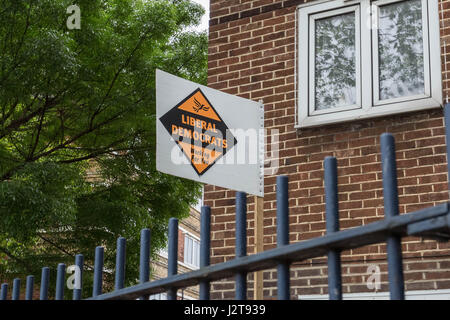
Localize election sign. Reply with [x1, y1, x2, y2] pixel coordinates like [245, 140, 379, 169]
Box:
[159, 88, 237, 176]
[156, 69, 264, 196]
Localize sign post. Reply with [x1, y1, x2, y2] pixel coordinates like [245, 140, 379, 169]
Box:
[254, 195, 264, 300]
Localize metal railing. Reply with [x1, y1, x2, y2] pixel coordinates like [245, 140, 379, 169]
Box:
[2, 107, 450, 300]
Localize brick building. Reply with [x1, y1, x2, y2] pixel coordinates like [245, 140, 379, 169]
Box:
[205, 0, 450, 299]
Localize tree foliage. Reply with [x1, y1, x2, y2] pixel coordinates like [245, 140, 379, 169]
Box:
[0, 0, 206, 297]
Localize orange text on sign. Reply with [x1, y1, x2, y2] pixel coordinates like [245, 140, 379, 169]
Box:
[181, 114, 217, 132]
[171, 125, 228, 149]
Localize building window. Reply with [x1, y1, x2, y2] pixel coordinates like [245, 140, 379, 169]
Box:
[158, 245, 168, 258]
[184, 234, 200, 268]
[297, 0, 442, 128]
[149, 292, 168, 300]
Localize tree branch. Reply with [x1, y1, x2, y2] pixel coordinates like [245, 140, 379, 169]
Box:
[0, 2, 32, 86]
[27, 98, 47, 160]
[57, 133, 149, 164]
[37, 234, 94, 270]
[0, 97, 54, 140]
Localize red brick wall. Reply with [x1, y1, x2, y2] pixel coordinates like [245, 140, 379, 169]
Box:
[178, 229, 185, 263]
[206, 0, 450, 299]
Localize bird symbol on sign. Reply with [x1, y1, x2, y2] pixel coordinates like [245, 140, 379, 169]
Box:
[193, 97, 209, 112]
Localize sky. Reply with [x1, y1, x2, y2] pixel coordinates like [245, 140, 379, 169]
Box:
[191, 0, 210, 32]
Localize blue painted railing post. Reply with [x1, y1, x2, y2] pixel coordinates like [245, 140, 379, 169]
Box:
[276, 176, 290, 300]
[115, 237, 126, 291]
[443, 103, 450, 190]
[40, 267, 50, 300]
[139, 228, 151, 300]
[235, 191, 247, 300]
[324, 156, 343, 300]
[93, 246, 104, 297]
[167, 218, 178, 300]
[200, 206, 211, 300]
[381, 133, 405, 300]
[12, 278, 20, 300]
[56, 263, 66, 300]
[25, 275, 34, 300]
[0, 283, 7, 300]
[73, 254, 84, 300]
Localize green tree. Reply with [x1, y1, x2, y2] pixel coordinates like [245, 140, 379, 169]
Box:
[0, 0, 206, 298]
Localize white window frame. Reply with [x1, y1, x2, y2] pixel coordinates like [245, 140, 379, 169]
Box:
[371, 0, 431, 107]
[149, 292, 168, 300]
[158, 246, 168, 258]
[297, 0, 442, 128]
[183, 232, 200, 269]
[309, 4, 362, 116]
[193, 185, 204, 212]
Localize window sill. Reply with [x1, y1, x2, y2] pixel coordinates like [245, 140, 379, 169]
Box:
[295, 98, 442, 129]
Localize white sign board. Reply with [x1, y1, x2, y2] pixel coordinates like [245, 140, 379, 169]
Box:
[156, 69, 264, 196]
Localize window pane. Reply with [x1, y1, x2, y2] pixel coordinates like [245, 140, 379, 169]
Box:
[193, 240, 199, 267]
[314, 12, 357, 110]
[188, 238, 193, 264]
[378, 0, 424, 100]
[183, 236, 188, 263]
[184, 236, 192, 265]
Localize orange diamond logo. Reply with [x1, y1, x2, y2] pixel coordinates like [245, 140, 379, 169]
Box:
[159, 88, 237, 175]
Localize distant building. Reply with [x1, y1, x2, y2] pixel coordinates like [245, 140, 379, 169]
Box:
[150, 206, 201, 300]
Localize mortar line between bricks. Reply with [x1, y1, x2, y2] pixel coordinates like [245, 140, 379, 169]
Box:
[287, 253, 450, 267]
[211, 253, 450, 267]
[210, 0, 303, 27]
